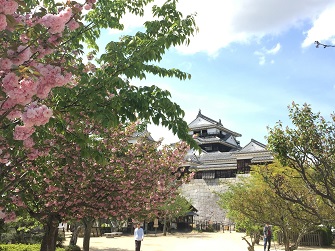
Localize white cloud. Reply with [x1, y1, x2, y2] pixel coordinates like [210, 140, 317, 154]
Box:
[109, 0, 335, 55]
[302, 5, 335, 47]
[266, 43, 281, 55]
[254, 51, 265, 65]
[254, 43, 281, 65]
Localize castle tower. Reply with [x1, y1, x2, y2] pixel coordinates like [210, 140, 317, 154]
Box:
[181, 110, 273, 223]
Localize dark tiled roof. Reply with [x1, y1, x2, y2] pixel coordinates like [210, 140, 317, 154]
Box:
[251, 138, 266, 148]
[195, 137, 241, 150]
[199, 151, 235, 162]
[131, 130, 154, 141]
[194, 163, 237, 170]
[251, 155, 274, 163]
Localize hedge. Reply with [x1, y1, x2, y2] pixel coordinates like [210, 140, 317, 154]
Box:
[0, 244, 66, 251]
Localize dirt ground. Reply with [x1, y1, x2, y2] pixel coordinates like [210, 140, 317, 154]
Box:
[68, 231, 335, 251]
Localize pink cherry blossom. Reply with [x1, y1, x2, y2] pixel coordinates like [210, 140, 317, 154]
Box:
[1, 98, 16, 109]
[13, 125, 35, 140]
[22, 103, 53, 126]
[23, 137, 35, 149]
[0, 58, 13, 70]
[67, 19, 80, 31]
[3, 211, 16, 223]
[39, 7, 73, 34]
[16, 45, 32, 64]
[0, 14, 7, 30]
[0, 0, 18, 15]
[2, 72, 19, 92]
[19, 33, 29, 43]
[7, 110, 21, 120]
[84, 3, 92, 10]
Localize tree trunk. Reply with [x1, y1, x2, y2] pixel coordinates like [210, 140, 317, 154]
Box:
[253, 232, 260, 244]
[283, 230, 290, 251]
[40, 214, 60, 251]
[242, 236, 255, 251]
[168, 217, 172, 233]
[290, 232, 304, 251]
[82, 217, 95, 251]
[69, 222, 81, 246]
[163, 216, 167, 236]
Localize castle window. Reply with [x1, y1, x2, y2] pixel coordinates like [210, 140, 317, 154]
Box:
[202, 171, 215, 179]
[194, 171, 202, 179]
[204, 146, 212, 151]
[237, 159, 251, 173]
[215, 170, 237, 178]
[215, 170, 226, 178]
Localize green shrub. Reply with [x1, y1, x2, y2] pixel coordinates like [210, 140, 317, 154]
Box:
[318, 227, 333, 246]
[0, 244, 65, 251]
[65, 245, 81, 251]
[203, 225, 214, 232]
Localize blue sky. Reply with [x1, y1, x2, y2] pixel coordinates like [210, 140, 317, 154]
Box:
[100, 0, 335, 147]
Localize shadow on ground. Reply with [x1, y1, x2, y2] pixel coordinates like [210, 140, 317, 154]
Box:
[85, 248, 131, 251]
[170, 232, 217, 239]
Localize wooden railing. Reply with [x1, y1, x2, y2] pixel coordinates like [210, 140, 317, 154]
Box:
[277, 231, 322, 246]
[299, 232, 322, 246]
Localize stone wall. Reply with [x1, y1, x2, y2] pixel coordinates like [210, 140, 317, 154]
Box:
[181, 175, 248, 222]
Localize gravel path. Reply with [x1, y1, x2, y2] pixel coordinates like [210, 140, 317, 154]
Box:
[70, 231, 334, 251]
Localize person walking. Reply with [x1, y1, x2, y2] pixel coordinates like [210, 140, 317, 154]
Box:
[263, 223, 272, 251]
[134, 223, 144, 251]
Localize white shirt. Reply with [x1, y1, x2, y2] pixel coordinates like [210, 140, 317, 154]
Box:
[134, 227, 144, 241]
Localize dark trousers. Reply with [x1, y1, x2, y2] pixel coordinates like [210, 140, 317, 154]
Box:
[264, 237, 271, 251]
[135, 240, 142, 251]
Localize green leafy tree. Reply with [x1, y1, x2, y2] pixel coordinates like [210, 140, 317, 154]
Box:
[267, 103, 335, 222]
[159, 194, 192, 235]
[218, 166, 321, 251]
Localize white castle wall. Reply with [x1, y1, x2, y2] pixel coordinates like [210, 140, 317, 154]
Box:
[181, 174, 249, 222]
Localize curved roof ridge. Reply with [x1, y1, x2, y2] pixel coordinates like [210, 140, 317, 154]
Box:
[192, 110, 241, 137]
[197, 109, 221, 125]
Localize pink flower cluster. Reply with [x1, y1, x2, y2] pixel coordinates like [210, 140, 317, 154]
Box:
[0, 0, 18, 31]
[11, 102, 53, 141]
[0, 45, 32, 72]
[22, 102, 53, 127]
[83, 0, 96, 10]
[34, 63, 73, 99]
[0, 0, 18, 15]
[0, 210, 16, 223]
[2, 73, 37, 106]
[13, 125, 35, 141]
[39, 7, 73, 34]
[0, 2, 92, 143]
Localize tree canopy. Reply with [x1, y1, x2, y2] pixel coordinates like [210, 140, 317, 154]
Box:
[218, 164, 322, 251]
[267, 103, 335, 223]
[0, 1, 198, 250]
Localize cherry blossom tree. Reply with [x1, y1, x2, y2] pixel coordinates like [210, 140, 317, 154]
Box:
[0, 0, 197, 191]
[1, 0, 198, 250]
[3, 120, 191, 251]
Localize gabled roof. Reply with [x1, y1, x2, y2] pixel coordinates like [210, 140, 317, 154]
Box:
[238, 139, 267, 153]
[188, 110, 241, 137]
[130, 130, 155, 142]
